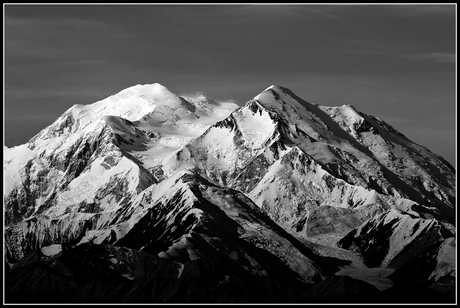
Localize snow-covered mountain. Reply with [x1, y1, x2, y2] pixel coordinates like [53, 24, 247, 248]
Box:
[4, 83, 456, 303]
[165, 85, 455, 232]
[4, 83, 237, 224]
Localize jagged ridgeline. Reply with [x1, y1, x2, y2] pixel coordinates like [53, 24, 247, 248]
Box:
[4, 83, 455, 303]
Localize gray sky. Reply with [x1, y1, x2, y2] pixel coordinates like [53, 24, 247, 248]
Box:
[4, 4, 456, 166]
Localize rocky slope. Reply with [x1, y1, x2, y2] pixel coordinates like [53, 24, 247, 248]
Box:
[5, 171, 352, 302]
[337, 209, 454, 268]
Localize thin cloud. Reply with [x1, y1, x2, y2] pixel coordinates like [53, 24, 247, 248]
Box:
[159, 4, 343, 27]
[179, 91, 238, 105]
[394, 4, 455, 16]
[5, 16, 119, 31]
[5, 15, 125, 64]
[179, 91, 208, 99]
[412, 52, 455, 64]
[347, 49, 455, 65]
[5, 87, 106, 101]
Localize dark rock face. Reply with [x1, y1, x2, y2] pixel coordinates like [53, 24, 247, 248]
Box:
[5, 213, 102, 263]
[305, 206, 364, 236]
[378, 282, 454, 303]
[8, 243, 453, 304]
[307, 275, 381, 303]
[388, 237, 456, 301]
[6, 244, 191, 303]
[337, 210, 454, 269]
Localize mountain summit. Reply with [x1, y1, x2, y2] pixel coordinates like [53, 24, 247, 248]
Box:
[4, 83, 455, 303]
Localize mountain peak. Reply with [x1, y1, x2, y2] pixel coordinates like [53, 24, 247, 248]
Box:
[263, 84, 286, 92]
[110, 82, 189, 108]
[125, 82, 175, 98]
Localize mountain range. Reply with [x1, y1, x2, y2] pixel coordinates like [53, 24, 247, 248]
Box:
[4, 83, 456, 303]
